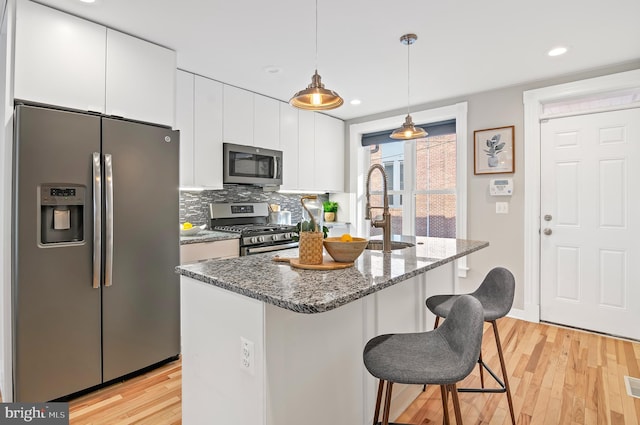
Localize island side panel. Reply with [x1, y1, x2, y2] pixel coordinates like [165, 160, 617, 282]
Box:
[181, 276, 266, 425]
[264, 299, 366, 425]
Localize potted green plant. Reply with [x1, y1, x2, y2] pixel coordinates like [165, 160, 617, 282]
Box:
[323, 201, 338, 222]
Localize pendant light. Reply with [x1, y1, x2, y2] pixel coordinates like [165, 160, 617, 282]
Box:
[289, 0, 343, 110]
[390, 34, 427, 140]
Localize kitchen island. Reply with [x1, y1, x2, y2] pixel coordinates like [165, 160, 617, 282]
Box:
[176, 236, 488, 425]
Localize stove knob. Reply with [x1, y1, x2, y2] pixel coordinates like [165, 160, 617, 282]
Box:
[250, 237, 258, 244]
[258, 236, 265, 243]
[285, 233, 291, 239]
[272, 234, 280, 241]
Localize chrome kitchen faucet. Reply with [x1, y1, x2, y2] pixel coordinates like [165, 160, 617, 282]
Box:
[365, 164, 392, 253]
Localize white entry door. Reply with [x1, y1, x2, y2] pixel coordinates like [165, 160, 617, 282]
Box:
[540, 107, 640, 340]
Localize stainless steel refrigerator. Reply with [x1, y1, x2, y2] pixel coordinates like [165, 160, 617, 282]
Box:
[12, 104, 180, 402]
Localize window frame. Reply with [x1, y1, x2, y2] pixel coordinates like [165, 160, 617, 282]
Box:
[348, 102, 468, 278]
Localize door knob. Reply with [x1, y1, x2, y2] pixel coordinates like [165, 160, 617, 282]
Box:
[543, 228, 552, 235]
[544, 214, 552, 221]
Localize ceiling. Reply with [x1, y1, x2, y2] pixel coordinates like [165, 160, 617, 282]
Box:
[33, 0, 640, 120]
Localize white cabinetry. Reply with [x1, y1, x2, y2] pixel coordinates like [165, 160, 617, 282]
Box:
[14, 0, 106, 113]
[297, 110, 316, 190]
[223, 85, 254, 146]
[254, 95, 280, 150]
[176, 72, 223, 189]
[14, 0, 176, 127]
[105, 29, 176, 126]
[296, 112, 345, 192]
[180, 239, 239, 264]
[194, 76, 224, 189]
[279, 104, 299, 191]
[176, 71, 195, 187]
[315, 114, 345, 192]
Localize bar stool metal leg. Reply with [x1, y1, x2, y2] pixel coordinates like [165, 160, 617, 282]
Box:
[373, 379, 385, 425]
[492, 321, 516, 425]
[382, 381, 393, 425]
[440, 385, 450, 425]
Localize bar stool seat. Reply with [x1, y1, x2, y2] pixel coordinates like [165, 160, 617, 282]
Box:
[364, 295, 484, 425]
[425, 267, 516, 425]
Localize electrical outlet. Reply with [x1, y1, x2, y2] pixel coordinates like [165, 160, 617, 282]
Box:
[240, 337, 254, 374]
[496, 202, 509, 214]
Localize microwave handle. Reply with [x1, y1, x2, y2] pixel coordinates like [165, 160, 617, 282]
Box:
[273, 156, 278, 179]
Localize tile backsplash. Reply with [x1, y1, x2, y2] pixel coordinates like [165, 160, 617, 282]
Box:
[179, 185, 328, 227]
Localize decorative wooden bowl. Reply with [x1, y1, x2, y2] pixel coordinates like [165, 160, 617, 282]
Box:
[323, 237, 368, 263]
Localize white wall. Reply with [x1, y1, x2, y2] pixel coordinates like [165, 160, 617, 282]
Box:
[0, 0, 13, 401]
[346, 60, 640, 311]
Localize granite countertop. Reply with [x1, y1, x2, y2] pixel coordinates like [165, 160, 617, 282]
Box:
[176, 236, 488, 314]
[180, 230, 240, 245]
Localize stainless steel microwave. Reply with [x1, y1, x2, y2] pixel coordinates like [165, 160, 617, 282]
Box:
[223, 143, 283, 186]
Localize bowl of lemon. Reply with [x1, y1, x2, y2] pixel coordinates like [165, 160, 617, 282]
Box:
[180, 222, 204, 236]
[323, 234, 368, 263]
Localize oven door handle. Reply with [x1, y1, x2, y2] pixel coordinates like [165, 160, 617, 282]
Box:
[244, 242, 299, 255]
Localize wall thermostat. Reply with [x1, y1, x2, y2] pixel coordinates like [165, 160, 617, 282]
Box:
[489, 178, 513, 196]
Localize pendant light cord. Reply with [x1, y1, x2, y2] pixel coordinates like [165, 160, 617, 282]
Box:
[315, 0, 318, 71]
[406, 38, 411, 116]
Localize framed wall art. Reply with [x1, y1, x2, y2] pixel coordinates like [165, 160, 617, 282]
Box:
[473, 125, 515, 174]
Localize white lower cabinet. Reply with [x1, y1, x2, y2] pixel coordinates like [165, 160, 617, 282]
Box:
[180, 239, 239, 264]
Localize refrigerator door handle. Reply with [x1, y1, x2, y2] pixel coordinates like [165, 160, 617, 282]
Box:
[104, 154, 114, 287]
[92, 152, 101, 289]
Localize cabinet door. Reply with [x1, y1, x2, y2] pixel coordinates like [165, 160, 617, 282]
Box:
[223, 85, 254, 146]
[315, 114, 345, 192]
[297, 110, 316, 190]
[254, 95, 279, 150]
[279, 104, 299, 191]
[177, 71, 195, 187]
[106, 29, 176, 126]
[194, 76, 224, 189]
[14, 0, 106, 112]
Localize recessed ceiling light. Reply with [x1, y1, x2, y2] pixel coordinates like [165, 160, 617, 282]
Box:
[350, 99, 361, 105]
[548, 46, 568, 57]
[80, 0, 96, 3]
[263, 66, 282, 75]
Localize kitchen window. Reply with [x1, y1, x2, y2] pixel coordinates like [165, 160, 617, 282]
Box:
[365, 122, 457, 238]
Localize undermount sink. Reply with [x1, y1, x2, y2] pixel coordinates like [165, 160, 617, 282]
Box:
[366, 241, 415, 251]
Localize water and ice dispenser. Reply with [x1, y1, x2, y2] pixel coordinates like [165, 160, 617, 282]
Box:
[39, 184, 86, 245]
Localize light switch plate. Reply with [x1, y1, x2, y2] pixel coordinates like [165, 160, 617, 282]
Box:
[496, 202, 509, 214]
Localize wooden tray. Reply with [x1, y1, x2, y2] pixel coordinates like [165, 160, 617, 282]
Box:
[273, 256, 354, 270]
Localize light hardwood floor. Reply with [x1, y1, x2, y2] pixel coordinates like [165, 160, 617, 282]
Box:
[2, 317, 639, 424]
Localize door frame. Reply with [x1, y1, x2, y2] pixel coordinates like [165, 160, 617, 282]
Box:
[521, 69, 640, 322]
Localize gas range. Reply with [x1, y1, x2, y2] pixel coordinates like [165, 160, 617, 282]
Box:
[210, 203, 298, 256]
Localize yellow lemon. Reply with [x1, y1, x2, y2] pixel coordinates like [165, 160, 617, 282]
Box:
[182, 222, 193, 230]
[340, 233, 353, 242]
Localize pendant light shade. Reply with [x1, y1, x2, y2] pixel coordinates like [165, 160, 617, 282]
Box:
[390, 114, 428, 139]
[290, 0, 343, 111]
[290, 70, 344, 110]
[392, 33, 427, 140]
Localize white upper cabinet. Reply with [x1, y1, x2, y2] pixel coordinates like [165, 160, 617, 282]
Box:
[315, 114, 345, 192]
[176, 70, 195, 187]
[106, 29, 176, 126]
[223, 85, 254, 146]
[254, 95, 280, 150]
[13, 0, 176, 126]
[194, 76, 224, 189]
[297, 110, 316, 190]
[295, 112, 345, 192]
[14, 0, 106, 113]
[279, 104, 298, 191]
